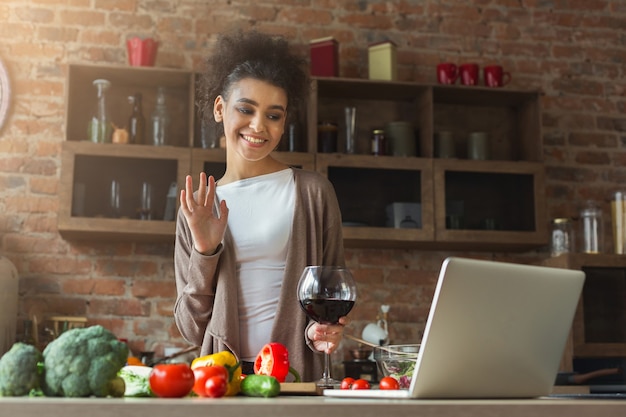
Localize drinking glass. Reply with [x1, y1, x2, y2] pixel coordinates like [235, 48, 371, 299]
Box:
[139, 181, 152, 220]
[109, 179, 121, 218]
[297, 265, 357, 388]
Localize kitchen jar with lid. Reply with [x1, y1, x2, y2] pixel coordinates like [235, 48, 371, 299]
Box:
[580, 201, 604, 254]
[550, 218, 573, 257]
[371, 129, 386, 155]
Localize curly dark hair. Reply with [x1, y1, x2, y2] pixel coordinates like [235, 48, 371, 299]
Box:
[196, 30, 310, 136]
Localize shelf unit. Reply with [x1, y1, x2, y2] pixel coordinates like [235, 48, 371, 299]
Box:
[543, 254, 626, 361]
[59, 64, 547, 250]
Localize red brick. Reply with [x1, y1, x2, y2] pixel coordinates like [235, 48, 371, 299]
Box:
[132, 279, 176, 298]
[63, 278, 126, 296]
[88, 298, 150, 316]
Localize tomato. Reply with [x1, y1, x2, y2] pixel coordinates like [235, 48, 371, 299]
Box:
[192, 365, 229, 397]
[205, 375, 228, 398]
[379, 376, 400, 390]
[350, 379, 371, 390]
[340, 377, 355, 390]
[149, 363, 195, 398]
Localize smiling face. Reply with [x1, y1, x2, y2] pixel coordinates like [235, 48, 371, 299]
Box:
[214, 78, 288, 165]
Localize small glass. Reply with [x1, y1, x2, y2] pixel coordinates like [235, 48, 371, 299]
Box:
[109, 179, 121, 218]
[139, 182, 152, 220]
[344, 107, 356, 154]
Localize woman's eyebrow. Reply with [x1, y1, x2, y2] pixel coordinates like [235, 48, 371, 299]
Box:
[236, 97, 285, 112]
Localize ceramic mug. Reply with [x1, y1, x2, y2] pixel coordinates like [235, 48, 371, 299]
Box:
[459, 63, 479, 86]
[385, 121, 416, 157]
[484, 65, 512, 87]
[436, 63, 458, 85]
[467, 131, 490, 160]
[126, 37, 159, 67]
[435, 131, 456, 158]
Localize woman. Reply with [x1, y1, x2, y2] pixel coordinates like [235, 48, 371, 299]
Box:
[173, 30, 348, 381]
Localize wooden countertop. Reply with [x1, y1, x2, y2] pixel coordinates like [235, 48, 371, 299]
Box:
[2, 396, 626, 417]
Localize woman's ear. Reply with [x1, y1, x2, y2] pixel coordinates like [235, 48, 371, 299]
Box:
[213, 95, 224, 122]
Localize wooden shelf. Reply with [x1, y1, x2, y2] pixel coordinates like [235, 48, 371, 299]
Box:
[543, 254, 626, 361]
[59, 65, 546, 249]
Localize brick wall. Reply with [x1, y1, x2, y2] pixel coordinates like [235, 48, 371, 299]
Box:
[0, 1, 624, 358]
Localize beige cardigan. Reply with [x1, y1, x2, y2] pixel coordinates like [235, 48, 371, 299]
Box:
[174, 168, 345, 381]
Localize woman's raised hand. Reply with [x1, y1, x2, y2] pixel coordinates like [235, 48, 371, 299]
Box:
[179, 172, 229, 255]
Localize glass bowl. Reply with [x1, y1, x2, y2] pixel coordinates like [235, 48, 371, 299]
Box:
[373, 344, 420, 389]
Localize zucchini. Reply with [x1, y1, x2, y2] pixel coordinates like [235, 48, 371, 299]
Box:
[240, 375, 280, 398]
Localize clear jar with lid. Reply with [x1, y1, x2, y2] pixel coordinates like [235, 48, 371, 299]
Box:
[371, 129, 386, 155]
[580, 201, 603, 254]
[550, 218, 572, 257]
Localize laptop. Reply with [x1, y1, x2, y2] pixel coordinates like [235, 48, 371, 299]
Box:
[324, 256, 585, 399]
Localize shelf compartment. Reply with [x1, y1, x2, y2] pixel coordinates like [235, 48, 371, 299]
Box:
[309, 78, 431, 157]
[432, 85, 542, 162]
[58, 141, 189, 241]
[543, 254, 626, 361]
[66, 63, 194, 147]
[433, 159, 547, 250]
[316, 154, 434, 248]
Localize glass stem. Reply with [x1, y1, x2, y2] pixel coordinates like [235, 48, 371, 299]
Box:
[323, 351, 332, 380]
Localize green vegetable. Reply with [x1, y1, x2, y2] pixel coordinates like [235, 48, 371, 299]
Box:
[42, 325, 128, 397]
[240, 374, 281, 398]
[118, 365, 153, 397]
[0, 342, 43, 396]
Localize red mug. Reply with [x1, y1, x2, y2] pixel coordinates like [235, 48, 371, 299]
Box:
[459, 63, 479, 86]
[484, 65, 511, 87]
[436, 63, 458, 85]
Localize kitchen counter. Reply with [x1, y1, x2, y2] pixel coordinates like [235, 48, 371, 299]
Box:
[2, 396, 626, 417]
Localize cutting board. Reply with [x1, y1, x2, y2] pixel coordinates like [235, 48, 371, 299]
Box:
[279, 382, 321, 395]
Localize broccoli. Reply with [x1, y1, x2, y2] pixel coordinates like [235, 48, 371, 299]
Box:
[42, 325, 128, 397]
[0, 342, 43, 396]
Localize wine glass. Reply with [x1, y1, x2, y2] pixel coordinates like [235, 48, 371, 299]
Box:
[297, 265, 357, 388]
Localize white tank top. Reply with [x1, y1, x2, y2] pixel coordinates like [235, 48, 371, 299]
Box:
[216, 169, 295, 361]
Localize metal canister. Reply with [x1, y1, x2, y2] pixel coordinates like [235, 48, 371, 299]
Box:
[371, 129, 386, 155]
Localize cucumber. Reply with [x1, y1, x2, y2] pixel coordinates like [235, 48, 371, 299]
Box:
[240, 375, 280, 398]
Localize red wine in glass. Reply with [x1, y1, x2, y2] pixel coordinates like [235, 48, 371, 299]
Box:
[297, 266, 357, 388]
[300, 298, 355, 324]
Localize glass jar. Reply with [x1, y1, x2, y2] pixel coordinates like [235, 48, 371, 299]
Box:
[88, 79, 112, 143]
[580, 201, 603, 254]
[550, 218, 572, 257]
[371, 129, 386, 155]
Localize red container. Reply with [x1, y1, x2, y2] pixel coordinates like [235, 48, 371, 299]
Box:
[126, 37, 158, 67]
[309, 37, 338, 77]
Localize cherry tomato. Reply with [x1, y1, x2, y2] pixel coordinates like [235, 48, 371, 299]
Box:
[205, 375, 228, 398]
[192, 365, 229, 397]
[149, 363, 195, 398]
[379, 376, 400, 390]
[350, 379, 371, 390]
[340, 377, 355, 390]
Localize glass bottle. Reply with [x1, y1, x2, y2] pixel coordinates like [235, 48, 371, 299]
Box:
[128, 92, 145, 144]
[151, 87, 170, 146]
[88, 79, 112, 143]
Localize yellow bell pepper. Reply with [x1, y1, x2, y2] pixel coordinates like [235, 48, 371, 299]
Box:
[191, 351, 241, 396]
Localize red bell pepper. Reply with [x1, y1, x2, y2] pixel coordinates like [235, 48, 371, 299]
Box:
[254, 342, 299, 383]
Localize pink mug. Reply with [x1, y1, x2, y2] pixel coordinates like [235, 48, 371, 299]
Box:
[459, 63, 479, 86]
[436, 63, 458, 85]
[484, 65, 512, 87]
